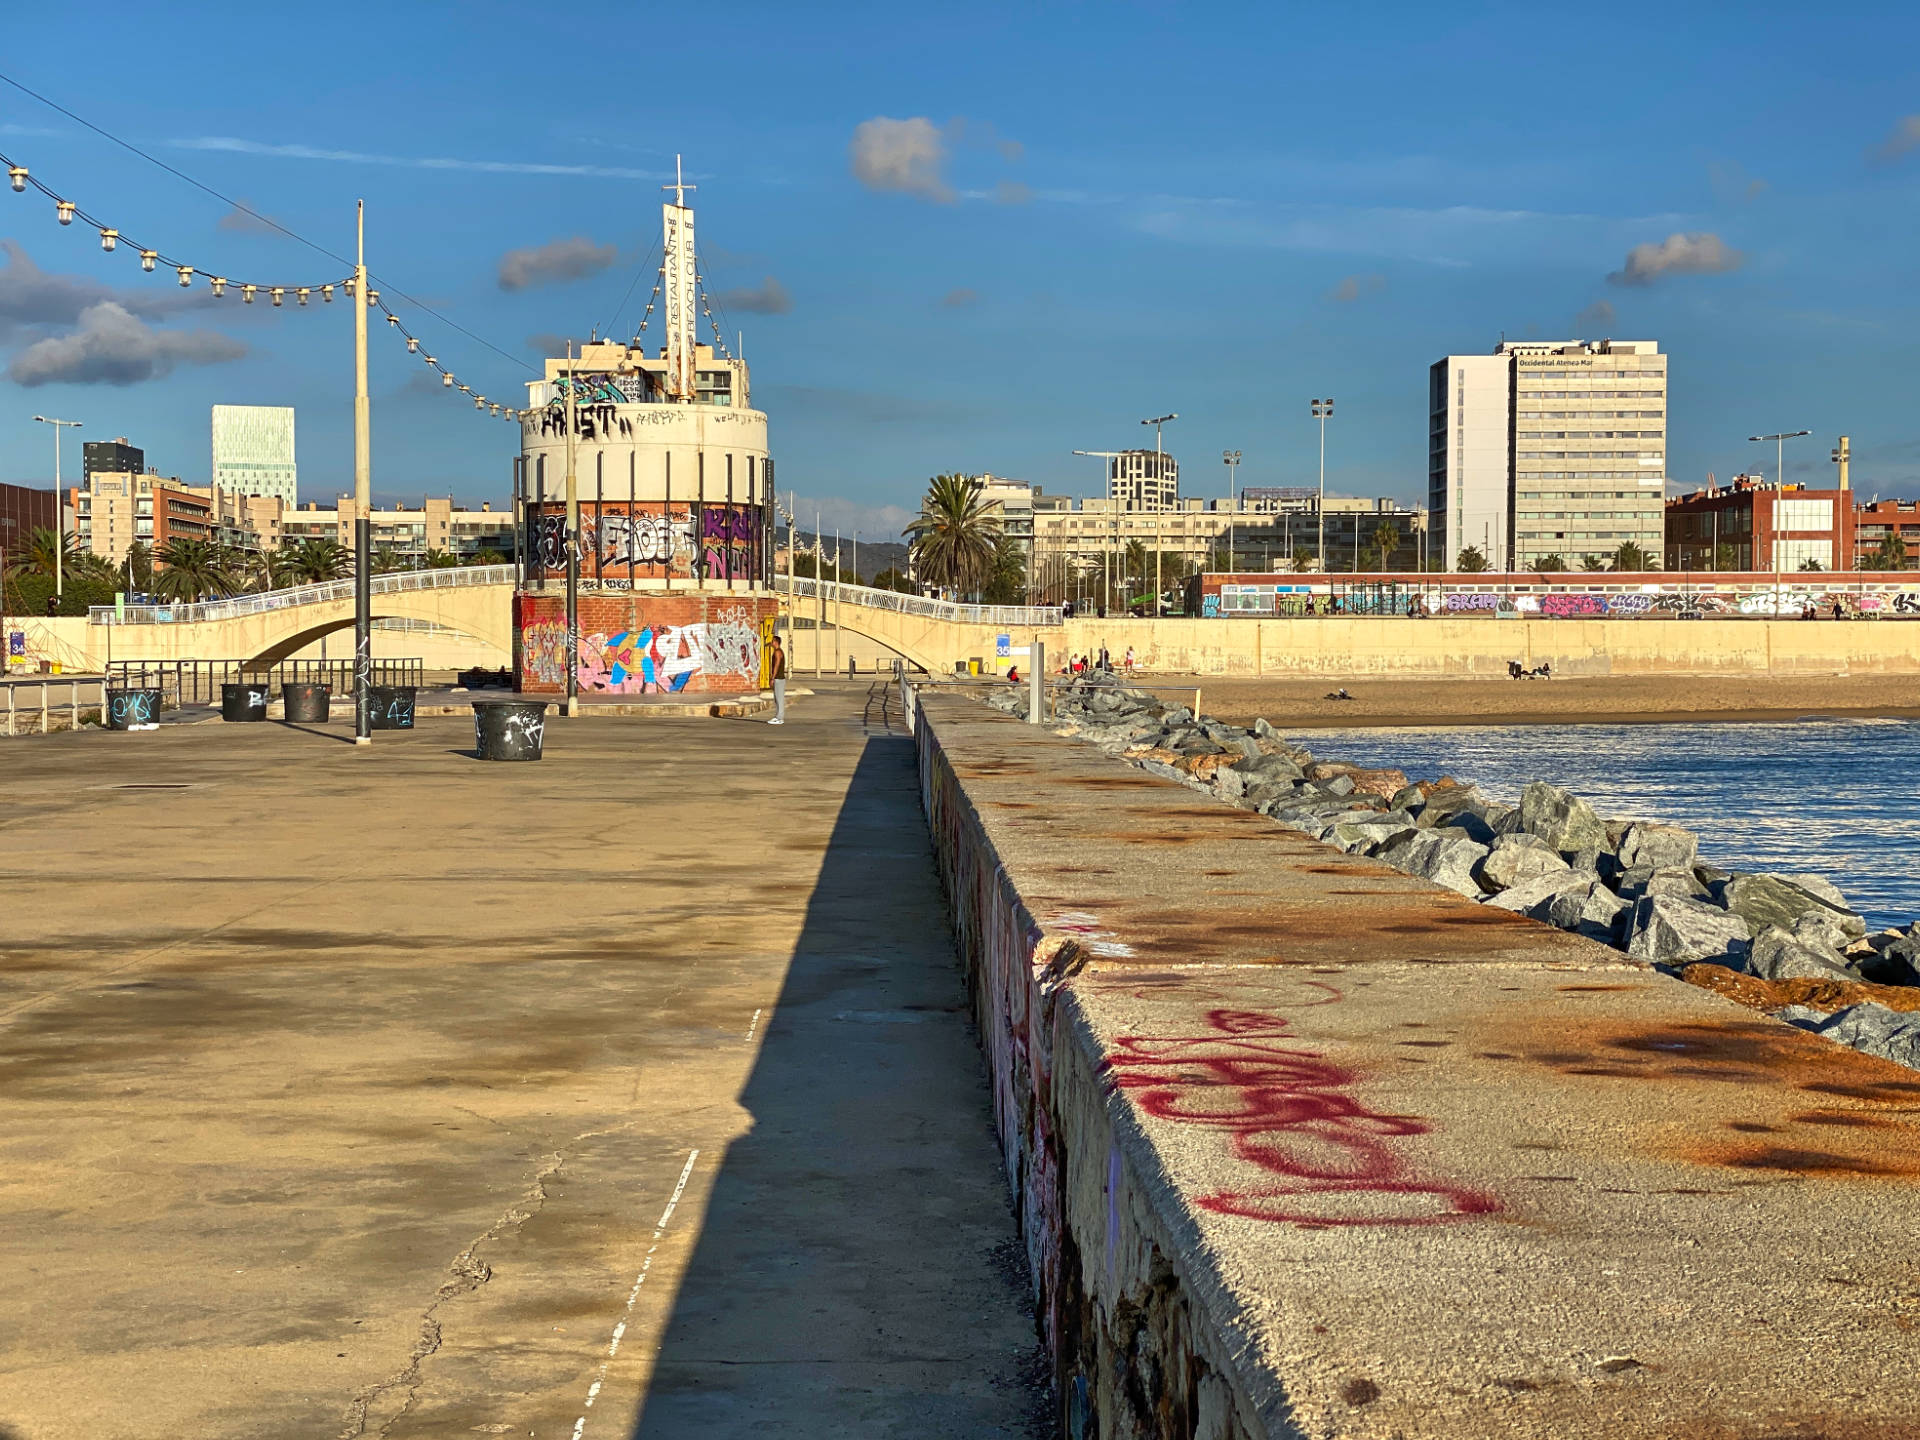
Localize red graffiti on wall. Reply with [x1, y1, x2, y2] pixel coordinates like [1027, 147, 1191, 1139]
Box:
[1103, 998, 1497, 1227]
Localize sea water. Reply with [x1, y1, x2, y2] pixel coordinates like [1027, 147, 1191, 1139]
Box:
[1298, 719, 1920, 933]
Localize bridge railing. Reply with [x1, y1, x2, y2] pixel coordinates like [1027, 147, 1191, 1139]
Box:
[88, 565, 514, 626]
[777, 575, 1064, 627]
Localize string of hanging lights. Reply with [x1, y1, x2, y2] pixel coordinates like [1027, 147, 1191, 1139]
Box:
[0, 144, 520, 426]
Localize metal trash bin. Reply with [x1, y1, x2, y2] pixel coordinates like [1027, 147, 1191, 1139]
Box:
[473, 698, 549, 761]
[221, 680, 270, 722]
[367, 685, 416, 730]
[282, 682, 331, 723]
[106, 687, 162, 730]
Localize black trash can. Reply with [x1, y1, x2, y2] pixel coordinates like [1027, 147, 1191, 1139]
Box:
[367, 685, 416, 730]
[221, 680, 270, 722]
[282, 682, 331, 723]
[472, 698, 549, 761]
[106, 687, 162, 730]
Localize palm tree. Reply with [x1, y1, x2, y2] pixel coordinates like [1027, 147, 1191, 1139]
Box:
[1867, 535, 1907, 571]
[1712, 542, 1740, 571]
[246, 547, 294, 593]
[1529, 553, 1568, 573]
[1799, 557, 1824, 572]
[4, 525, 85, 580]
[471, 548, 506, 565]
[981, 535, 1028, 605]
[372, 549, 411, 575]
[123, 539, 154, 591]
[1580, 553, 1609, 572]
[1456, 545, 1489, 573]
[1291, 544, 1315, 572]
[1370, 520, 1399, 573]
[1612, 540, 1652, 572]
[905, 474, 1001, 597]
[285, 538, 351, 584]
[151, 537, 239, 602]
[424, 548, 462, 569]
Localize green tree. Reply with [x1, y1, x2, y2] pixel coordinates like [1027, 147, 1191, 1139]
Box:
[286, 538, 352, 583]
[1529, 553, 1569, 573]
[869, 566, 916, 593]
[1799, 557, 1824, 572]
[1713, 542, 1740, 570]
[246, 546, 294, 593]
[150, 538, 239, 603]
[372, 548, 411, 575]
[1867, 534, 1908, 570]
[1580, 553, 1609, 572]
[424, 549, 462, 569]
[1456, 545, 1489, 573]
[123, 539, 154, 591]
[981, 535, 1028, 605]
[1370, 520, 1400, 572]
[1291, 544, 1316, 571]
[906, 474, 1002, 598]
[471, 548, 506, 566]
[1612, 540, 1653, 572]
[4, 525, 88, 582]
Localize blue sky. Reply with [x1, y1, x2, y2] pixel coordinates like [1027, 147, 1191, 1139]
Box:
[3, 1, 1920, 538]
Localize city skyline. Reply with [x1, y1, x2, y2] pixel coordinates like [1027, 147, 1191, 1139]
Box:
[3, 3, 1920, 538]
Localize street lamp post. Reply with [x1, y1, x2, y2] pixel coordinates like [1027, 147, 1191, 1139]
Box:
[32, 415, 81, 601]
[1311, 398, 1333, 572]
[1750, 430, 1811, 615]
[1222, 449, 1241, 573]
[351, 202, 373, 744]
[1141, 414, 1177, 614]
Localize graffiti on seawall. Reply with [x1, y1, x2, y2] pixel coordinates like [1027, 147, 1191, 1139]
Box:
[523, 606, 763, 693]
[1103, 998, 1498, 1227]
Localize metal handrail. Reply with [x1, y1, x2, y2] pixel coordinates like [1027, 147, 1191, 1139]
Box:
[777, 575, 1063, 627]
[87, 564, 514, 626]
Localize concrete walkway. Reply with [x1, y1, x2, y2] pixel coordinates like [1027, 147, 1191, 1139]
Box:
[0, 686, 1044, 1438]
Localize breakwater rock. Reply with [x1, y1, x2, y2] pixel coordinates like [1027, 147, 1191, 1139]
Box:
[981, 677, 1920, 1071]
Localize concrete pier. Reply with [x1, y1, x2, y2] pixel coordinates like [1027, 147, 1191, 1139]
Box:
[916, 692, 1920, 1438]
[0, 691, 1044, 1438]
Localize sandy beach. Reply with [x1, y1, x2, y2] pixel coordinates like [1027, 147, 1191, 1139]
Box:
[1136, 672, 1920, 729]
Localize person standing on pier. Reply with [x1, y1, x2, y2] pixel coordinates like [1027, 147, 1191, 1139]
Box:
[768, 634, 788, 725]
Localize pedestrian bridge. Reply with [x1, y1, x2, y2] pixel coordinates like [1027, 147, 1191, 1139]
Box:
[81, 568, 1066, 674]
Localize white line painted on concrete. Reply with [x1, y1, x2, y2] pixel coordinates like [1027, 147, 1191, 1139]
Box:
[568, 1148, 700, 1440]
[744, 1008, 762, 1043]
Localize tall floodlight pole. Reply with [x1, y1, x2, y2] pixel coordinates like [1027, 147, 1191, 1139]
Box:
[1311, 398, 1334, 572]
[352, 202, 372, 744]
[1141, 414, 1177, 613]
[32, 415, 80, 601]
[1222, 449, 1241, 573]
[564, 343, 580, 716]
[1750, 430, 1810, 616]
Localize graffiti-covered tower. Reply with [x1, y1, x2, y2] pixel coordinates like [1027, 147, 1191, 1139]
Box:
[512, 165, 776, 697]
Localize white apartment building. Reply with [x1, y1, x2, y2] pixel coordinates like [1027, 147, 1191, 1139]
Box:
[1106, 449, 1180, 511]
[1428, 340, 1667, 571]
[211, 404, 298, 508]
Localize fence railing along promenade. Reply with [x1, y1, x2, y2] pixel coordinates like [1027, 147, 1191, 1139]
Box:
[87, 565, 514, 626]
[776, 575, 1064, 627]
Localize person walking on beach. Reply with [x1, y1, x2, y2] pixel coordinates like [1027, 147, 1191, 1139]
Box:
[767, 635, 788, 725]
[1124, 645, 1136, 676]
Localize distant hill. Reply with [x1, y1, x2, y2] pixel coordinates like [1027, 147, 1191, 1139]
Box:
[781, 528, 910, 584]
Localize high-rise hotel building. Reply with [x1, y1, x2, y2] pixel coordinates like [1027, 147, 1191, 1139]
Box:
[1429, 339, 1667, 571]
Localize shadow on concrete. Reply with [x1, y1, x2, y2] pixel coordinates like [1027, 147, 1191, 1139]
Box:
[277, 721, 359, 746]
[628, 733, 1050, 1438]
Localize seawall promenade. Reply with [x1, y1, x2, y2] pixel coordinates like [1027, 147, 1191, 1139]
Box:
[916, 690, 1920, 1438]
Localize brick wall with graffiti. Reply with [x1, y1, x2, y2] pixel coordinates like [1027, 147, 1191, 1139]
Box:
[513, 592, 777, 695]
[524, 500, 769, 587]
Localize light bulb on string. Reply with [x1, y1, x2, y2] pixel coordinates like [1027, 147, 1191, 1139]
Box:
[98, 228, 117, 252]
[386, 312, 398, 327]
[7, 166, 26, 192]
[271, 287, 284, 307]
[140, 250, 157, 272]
[176, 266, 194, 288]
[366, 289, 378, 308]
[343, 277, 355, 298]
[242, 284, 256, 304]
[406, 337, 418, 353]
[474, 396, 485, 410]
[210, 277, 227, 297]
[322, 284, 333, 302]
[55, 200, 74, 225]
[296, 288, 309, 306]
[443, 373, 454, 387]
[423, 355, 435, 367]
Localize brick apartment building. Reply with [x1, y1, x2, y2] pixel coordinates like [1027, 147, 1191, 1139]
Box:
[0, 481, 57, 566]
[1665, 477, 1856, 572]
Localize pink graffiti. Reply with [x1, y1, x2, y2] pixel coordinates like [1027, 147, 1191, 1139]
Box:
[1103, 1003, 1497, 1227]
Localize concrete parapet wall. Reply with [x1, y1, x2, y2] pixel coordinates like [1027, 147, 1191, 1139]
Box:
[914, 693, 1920, 1438]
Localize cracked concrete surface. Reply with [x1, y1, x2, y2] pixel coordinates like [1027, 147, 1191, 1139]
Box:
[0, 686, 1046, 1439]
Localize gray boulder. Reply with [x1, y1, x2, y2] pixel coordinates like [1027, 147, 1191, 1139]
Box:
[1746, 924, 1856, 984]
[1792, 907, 1862, 957]
[1321, 774, 1356, 797]
[1618, 822, 1699, 872]
[1375, 830, 1490, 898]
[1857, 934, 1920, 988]
[1626, 895, 1751, 967]
[1720, 873, 1867, 941]
[1616, 864, 1709, 903]
[1518, 781, 1609, 861]
[1331, 818, 1417, 854]
[1487, 868, 1595, 917]
[1475, 834, 1571, 894]
[1438, 811, 1498, 847]
[1212, 766, 1248, 801]
[1251, 717, 1278, 739]
[1234, 753, 1305, 783]
[1785, 1003, 1920, 1071]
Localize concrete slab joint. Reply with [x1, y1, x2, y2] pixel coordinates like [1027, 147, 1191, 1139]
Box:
[912, 692, 1920, 1439]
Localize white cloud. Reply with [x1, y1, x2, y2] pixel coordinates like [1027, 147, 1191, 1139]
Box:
[714, 276, 792, 315]
[0, 241, 211, 340]
[173, 135, 666, 182]
[1870, 115, 1920, 164]
[1607, 231, 1744, 286]
[497, 237, 619, 291]
[7, 301, 246, 387]
[849, 117, 953, 202]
